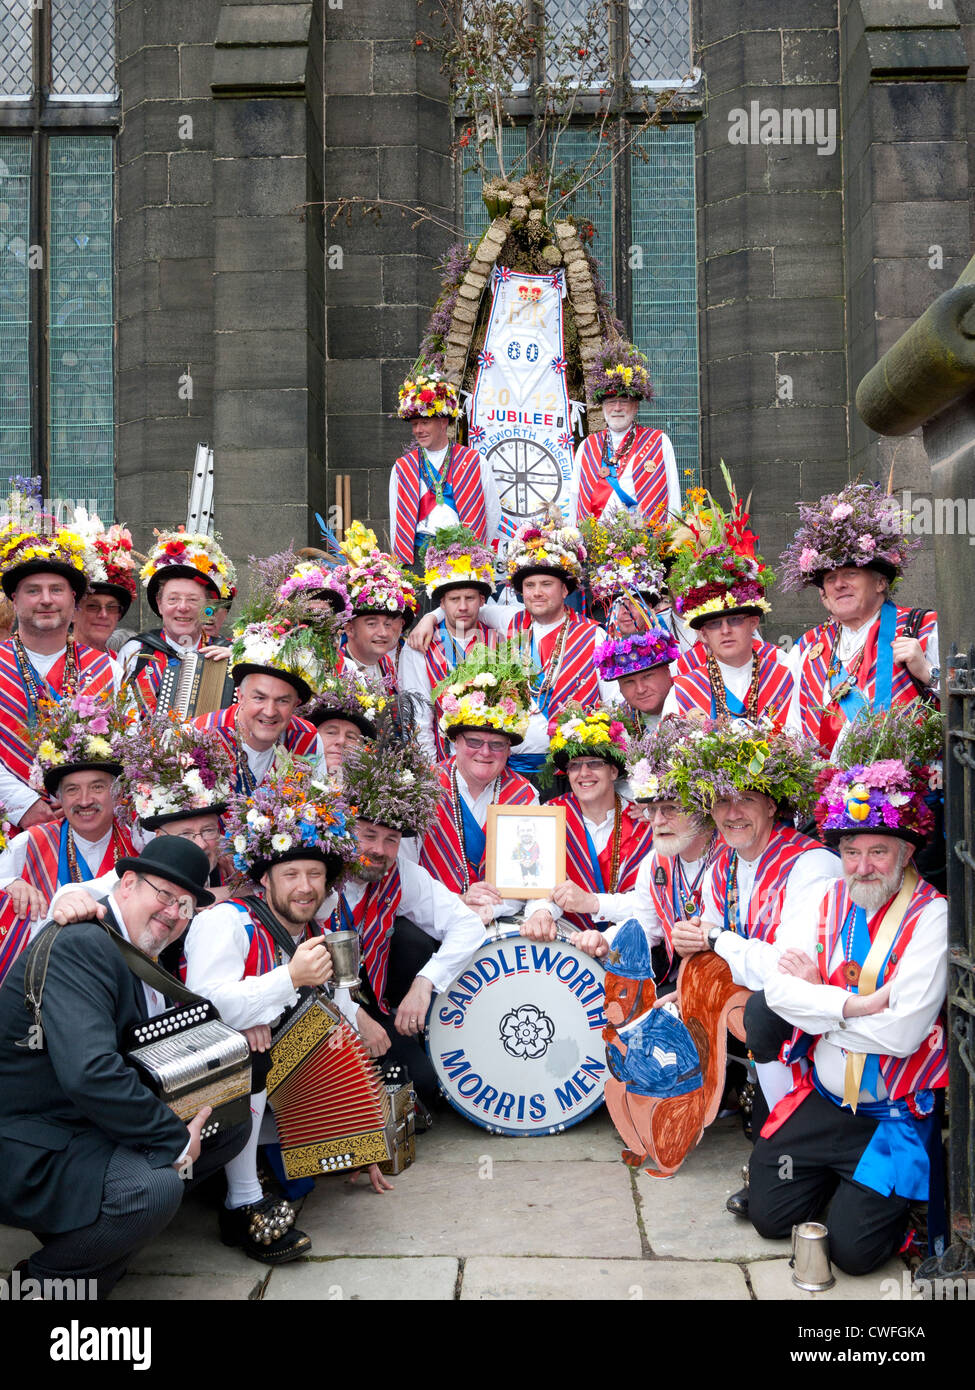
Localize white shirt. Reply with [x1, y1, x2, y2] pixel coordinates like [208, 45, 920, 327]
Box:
[701, 841, 841, 991]
[591, 848, 708, 952]
[0, 824, 114, 892]
[567, 427, 682, 526]
[661, 648, 791, 719]
[533, 802, 618, 925]
[184, 900, 303, 1031]
[389, 443, 504, 556]
[764, 879, 947, 1103]
[0, 642, 124, 824]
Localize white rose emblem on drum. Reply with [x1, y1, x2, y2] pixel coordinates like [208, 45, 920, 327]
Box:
[426, 926, 608, 1135]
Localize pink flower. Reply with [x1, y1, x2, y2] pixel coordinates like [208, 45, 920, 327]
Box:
[831, 503, 853, 521]
[88, 716, 109, 735]
[858, 534, 875, 552]
[499, 697, 516, 716]
[799, 547, 821, 570]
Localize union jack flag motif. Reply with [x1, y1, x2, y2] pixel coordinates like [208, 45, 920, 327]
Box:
[549, 271, 564, 291]
[419, 758, 535, 890]
[550, 355, 568, 374]
[558, 432, 574, 450]
[469, 425, 486, 445]
[551, 793, 652, 932]
[476, 351, 495, 370]
[575, 428, 675, 524]
[190, 705, 320, 793]
[494, 265, 512, 283]
[671, 639, 793, 722]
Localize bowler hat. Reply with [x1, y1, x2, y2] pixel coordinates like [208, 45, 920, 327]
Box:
[115, 836, 216, 908]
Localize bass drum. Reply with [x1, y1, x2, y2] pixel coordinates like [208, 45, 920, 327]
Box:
[426, 925, 607, 1136]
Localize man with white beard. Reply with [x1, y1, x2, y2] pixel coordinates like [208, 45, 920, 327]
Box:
[746, 741, 948, 1276]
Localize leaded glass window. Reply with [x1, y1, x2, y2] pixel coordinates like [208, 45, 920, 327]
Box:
[0, 2, 33, 99]
[51, 0, 118, 100]
[627, 0, 693, 84]
[0, 139, 33, 478]
[551, 126, 614, 297]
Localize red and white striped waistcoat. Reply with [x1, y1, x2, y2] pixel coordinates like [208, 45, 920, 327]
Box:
[783, 876, 948, 1103]
[0, 640, 115, 794]
[708, 824, 818, 944]
[671, 639, 793, 722]
[793, 607, 939, 750]
[190, 707, 320, 793]
[419, 758, 535, 892]
[575, 428, 671, 524]
[325, 869, 403, 1011]
[511, 608, 601, 715]
[554, 792, 653, 932]
[393, 444, 488, 565]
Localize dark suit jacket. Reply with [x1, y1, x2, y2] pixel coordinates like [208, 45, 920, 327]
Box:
[0, 910, 189, 1233]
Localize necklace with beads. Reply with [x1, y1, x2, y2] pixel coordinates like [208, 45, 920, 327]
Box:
[450, 765, 499, 891]
[66, 821, 124, 883]
[530, 616, 570, 712]
[706, 648, 761, 720]
[14, 632, 79, 718]
[599, 426, 636, 480]
[588, 795, 624, 892]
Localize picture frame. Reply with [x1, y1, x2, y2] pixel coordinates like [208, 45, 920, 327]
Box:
[485, 804, 567, 899]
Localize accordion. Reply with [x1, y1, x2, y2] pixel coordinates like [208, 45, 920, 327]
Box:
[378, 1065, 416, 1177]
[124, 1000, 252, 1145]
[154, 649, 231, 719]
[267, 991, 395, 1179]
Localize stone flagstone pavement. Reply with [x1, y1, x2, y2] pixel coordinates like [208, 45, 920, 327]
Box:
[0, 1112, 906, 1301]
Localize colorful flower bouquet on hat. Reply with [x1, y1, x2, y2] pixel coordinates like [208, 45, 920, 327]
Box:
[27, 690, 133, 793]
[119, 714, 235, 825]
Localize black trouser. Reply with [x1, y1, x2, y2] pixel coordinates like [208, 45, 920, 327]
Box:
[749, 1088, 911, 1276]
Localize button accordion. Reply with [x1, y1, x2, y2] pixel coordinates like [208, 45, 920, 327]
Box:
[124, 1000, 252, 1145]
[154, 649, 231, 719]
[267, 991, 396, 1179]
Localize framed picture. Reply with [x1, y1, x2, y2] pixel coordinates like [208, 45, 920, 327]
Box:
[485, 804, 567, 899]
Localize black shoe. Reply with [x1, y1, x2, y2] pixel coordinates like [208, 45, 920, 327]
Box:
[219, 1195, 311, 1264]
[726, 1186, 749, 1217]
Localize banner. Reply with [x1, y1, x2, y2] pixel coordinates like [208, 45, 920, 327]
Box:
[467, 268, 584, 549]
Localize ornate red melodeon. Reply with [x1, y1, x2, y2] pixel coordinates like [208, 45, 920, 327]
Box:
[267, 990, 396, 1179]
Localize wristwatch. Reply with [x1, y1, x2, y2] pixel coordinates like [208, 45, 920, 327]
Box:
[706, 924, 724, 951]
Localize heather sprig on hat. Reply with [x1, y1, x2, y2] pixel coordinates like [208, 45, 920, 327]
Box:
[119, 714, 235, 828]
[668, 714, 825, 820]
[301, 666, 389, 737]
[230, 570, 343, 702]
[423, 525, 495, 600]
[224, 756, 358, 885]
[340, 718, 440, 839]
[580, 510, 667, 606]
[27, 690, 133, 795]
[277, 559, 353, 622]
[666, 463, 773, 629]
[140, 527, 237, 613]
[506, 508, 587, 594]
[433, 641, 532, 745]
[543, 702, 631, 781]
[397, 368, 462, 420]
[626, 717, 705, 804]
[585, 338, 654, 403]
[336, 521, 418, 624]
[812, 704, 944, 847]
[595, 626, 679, 683]
[779, 481, 921, 591]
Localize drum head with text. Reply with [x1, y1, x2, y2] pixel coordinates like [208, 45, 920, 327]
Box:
[426, 927, 607, 1136]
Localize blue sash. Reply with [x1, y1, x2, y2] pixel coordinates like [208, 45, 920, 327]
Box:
[601, 434, 638, 509]
[13, 645, 63, 726]
[57, 821, 95, 885]
[710, 683, 747, 719]
[418, 447, 458, 517]
[507, 751, 546, 780]
[582, 820, 607, 894]
[830, 600, 897, 722]
[458, 795, 486, 872]
[438, 620, 467, 671]
[812, 1072, 938, 1210]
[722, 852, 745, 936]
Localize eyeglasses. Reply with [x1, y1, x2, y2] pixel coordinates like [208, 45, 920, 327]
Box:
[568, 759, 609, 774]
[138, 875, 195, 920]
[460, 735, 510, 755]
[158, 825, 222, 844]
[699, 614, 751, 632]
[78, 600, 122, 618]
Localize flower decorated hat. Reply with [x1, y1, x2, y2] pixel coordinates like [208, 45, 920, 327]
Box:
[276, 559, 353, 622]
[0, 489, 97, 600]
[70, 507, 138, 614]
[506, 508, 587, 595]
[423, 525, 495, 601]
[581, 510, 667, 608]
[813, 704, 944, 848]
[28, 690, 132, 796]
[779, 481, 921, 591]
[544, 702, 631, 779]
[585, 338, 655, 403]
[230, 617, 331, 705]
[340, 719, 440, 839]
[397, 369, 462, 420]
[224, 756, 358, 887]
[668, 714, 825, 821]
[301, 666, 389, 739]
[666, 463, 773, 630]
[119, 714, 235, 829]
[595, 627, 679, 683]
[140, 527, 237, 614]
[433, 641, 531, 746]
[337, 522, 418, 628]
[626, 717, 706, 805]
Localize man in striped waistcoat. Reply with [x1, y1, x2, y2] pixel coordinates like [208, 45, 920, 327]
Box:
[522, 705, 652, 940]
[568, 342, 681, 527]
[398, 528, 498, 763]
[780, 483, 938, 755]
[390, 371, 503, 565]
[332, 527, 419, 697]
[0, 515, 120, 831]
[414, 645, 536, 922]
[747, 746, 947, 1274]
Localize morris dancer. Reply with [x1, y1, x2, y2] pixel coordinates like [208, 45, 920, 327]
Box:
[663, 468, 792, 721]
[748, 712, 947, 1274]
[326, 730, 485, 1109]
[571, 720, 720, 994]
[70, 518, 137, 654]
[118, 528, 236, 713]
[569, 340, 680, 526]
[0, 510, 120, 830]
[333, 523, 417, 693]
[780, 482, 938, 754]
[667, 716, 839, 1215]
[0, 693, 134, 983]
[409, 512, 619, 781]
[301, 669, 383, 777]
[523, 705, 652, 938]
[596, 627, 678, 736]
[184, 763, 364, 1263]
[414, 645, 536, 923]
[398, 527, 497, 762]
[390, 369, 502, 564]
